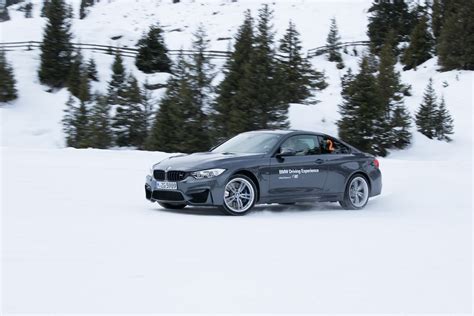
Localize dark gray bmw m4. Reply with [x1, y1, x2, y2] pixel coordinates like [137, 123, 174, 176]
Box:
[145, 130, 382, 215]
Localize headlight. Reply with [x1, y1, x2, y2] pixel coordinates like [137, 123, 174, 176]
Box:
[191, 168, 226, 179]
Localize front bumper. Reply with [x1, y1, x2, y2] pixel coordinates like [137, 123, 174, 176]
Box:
[145, 174, 227, 206]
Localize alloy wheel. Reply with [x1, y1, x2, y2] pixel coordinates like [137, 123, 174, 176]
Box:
[223, 178, 255, 213]
[349, 176, 369, 207]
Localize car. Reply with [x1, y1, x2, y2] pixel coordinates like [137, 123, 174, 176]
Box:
[145, 130, 382, 215]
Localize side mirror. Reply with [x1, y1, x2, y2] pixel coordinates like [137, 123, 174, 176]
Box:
[278, 147, 297, 157]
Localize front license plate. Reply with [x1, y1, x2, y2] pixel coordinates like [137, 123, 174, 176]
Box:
[156, 181, 178, 190]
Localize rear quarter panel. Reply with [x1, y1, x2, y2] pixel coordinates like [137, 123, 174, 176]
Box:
[323, 154, 380, 196]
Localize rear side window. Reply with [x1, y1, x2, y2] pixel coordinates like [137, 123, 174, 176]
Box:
[319, 136, 351, 154]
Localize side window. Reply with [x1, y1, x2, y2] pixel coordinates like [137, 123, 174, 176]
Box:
[280, 135, 322, 156]
[319, 136, 351, 154]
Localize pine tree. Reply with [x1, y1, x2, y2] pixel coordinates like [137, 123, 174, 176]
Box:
[278, 20, 327, 105]
[62, 95, 77, 147]
[377, 35, 412, 149]
[79, 0, 86, 19]
[141, 83, 154, 140]
[326, 17, 343, 63]
[340, 68, 355, 98]
[0, 50, 18, 103]
[67, 2, 74, 18]
[86, 57, 98, 81]
[432, 0, 443, 40]
[434, 96, 454, 141]
[75, 101, 90, 148]
[0, 7, 10, 22]
[77, 71, 91, 103]
[146, 53, 189, 152]
[79, 0, 94, 19]
[107, 51, 127, 105]
[337, 57, 386, 156]
[188, 25, 215, 109]
[146, 96, 181, 152]
[67, 50, 87, 101]
[135, 24, 172, 73]
[126, 76, 148, 149]
[390, 105, 412, 149]
[241, 4, 288, 130]
[367, 0, 415, 54]
[89, 94, 113, 148]
[431, 0, 450, 42]
[38, 0, 73, 88]
[79, 0, 88, 19]
[24, 3, 33, 18]
[185, 25, 215, 151]
[437, 0, 474, 70]
[415, 79, 438, 139]
[62, 95, 90, 148]
[365, 48, 379, 73]
[112, 74, 147, 148]
[40, 0, 50, 17]
[402, 15, 434, 70]
[212, 9, 255, 139]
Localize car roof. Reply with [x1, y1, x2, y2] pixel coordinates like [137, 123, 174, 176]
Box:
[244, 129, 326, 136]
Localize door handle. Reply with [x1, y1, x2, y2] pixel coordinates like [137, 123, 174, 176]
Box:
[315, 159, 325, 164]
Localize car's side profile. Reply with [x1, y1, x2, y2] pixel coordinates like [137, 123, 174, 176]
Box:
[145, 130, 382, 215]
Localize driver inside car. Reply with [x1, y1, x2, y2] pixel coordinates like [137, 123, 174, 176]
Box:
[280, 137, 311, 156]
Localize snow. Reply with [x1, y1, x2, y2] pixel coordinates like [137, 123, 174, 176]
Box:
[2, 146, 471, 313]
[1, 0, 472, 313]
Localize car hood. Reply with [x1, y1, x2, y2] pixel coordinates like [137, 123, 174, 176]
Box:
[153, 152, 264, 171]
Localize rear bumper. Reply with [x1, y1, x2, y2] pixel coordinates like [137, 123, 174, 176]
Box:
[369, 169, 382, 197]
[145, 174, 227, 206]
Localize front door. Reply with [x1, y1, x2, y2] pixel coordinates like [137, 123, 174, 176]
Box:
[269, 135, 328, 200]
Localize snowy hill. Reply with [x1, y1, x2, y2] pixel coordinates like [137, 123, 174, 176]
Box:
[1, 0, 472, 160]
[1, 0, 472, 313]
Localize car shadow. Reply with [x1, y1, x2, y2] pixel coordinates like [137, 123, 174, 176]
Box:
[153, 206, 224, 216]
[151, 202, 347, 216]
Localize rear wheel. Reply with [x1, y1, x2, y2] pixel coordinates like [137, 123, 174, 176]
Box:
[220, 175, 257, 215]
[158, 202, 187, 210]
[339, 175, 369, 210]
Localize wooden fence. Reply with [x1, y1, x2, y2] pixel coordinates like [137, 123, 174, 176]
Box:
[0, 41, 232, 59]
[1, 40, 372, 60]
[307, 40, 371, 58]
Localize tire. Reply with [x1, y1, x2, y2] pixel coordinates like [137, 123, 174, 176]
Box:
[220, 174, 257, 215]
[339, 174, 370, 210]
[158, 202, 187, 209]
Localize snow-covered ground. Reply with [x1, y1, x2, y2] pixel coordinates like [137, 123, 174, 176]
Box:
[1, 0, 473, 313]
[2, 146, 471, 313]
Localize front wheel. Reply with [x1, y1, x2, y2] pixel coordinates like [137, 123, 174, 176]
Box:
[220, 175, 257, 215]
[339, 175, 370, 210]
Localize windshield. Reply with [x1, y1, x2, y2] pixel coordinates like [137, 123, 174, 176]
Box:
[212, 132, 281, 154]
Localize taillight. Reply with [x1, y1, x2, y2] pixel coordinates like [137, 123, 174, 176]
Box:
[373, 159, 380, 168]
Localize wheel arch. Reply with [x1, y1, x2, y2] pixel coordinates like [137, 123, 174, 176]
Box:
[346, 171, 372, 194]
[231, 169, 260, 202]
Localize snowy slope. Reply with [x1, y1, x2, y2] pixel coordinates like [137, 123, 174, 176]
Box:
[2, 0, 371, 148]
[1, 0, 472, 313]
[1, 0, 472, 158]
